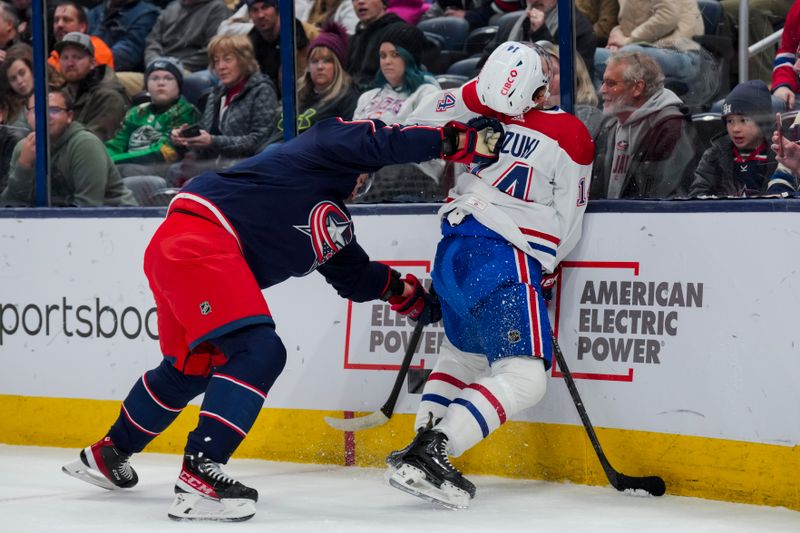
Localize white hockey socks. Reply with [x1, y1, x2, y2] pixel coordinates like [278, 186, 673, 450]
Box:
[436, 356, 547, 457]
[415, 338, 489, 431]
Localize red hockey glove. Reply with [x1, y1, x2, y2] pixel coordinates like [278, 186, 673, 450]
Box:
[441, 117, 505, 166]
[541, 267, 561, 303]
[389, 274, 442, 326]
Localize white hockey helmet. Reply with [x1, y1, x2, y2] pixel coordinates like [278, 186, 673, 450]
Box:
[477, 41, 549, 116]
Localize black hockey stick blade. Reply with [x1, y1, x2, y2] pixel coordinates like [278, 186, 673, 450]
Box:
[552, 335, 666, 497]
[325, 322, 425, 432]
[610, 471, 666, 496]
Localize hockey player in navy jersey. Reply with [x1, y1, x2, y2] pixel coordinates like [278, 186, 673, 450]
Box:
[386, 42, 595, 509]
[61, 116, 500, 521]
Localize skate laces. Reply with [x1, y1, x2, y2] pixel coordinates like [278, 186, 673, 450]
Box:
[432, 433, 458, 473]
[198, 459, 236, 486]
[100, 439, 134, 481]
[113, 452, 134, 481]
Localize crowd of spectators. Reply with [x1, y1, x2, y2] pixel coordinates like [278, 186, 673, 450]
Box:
[0, 0, 799, 207]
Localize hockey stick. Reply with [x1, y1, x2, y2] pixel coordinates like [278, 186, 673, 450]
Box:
[552, 335, 666, 496]
[325, 321, 425, 432]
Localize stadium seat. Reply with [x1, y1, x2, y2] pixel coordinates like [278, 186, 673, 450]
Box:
[446, 56, 482, 78]
[422, 32, 467, 74]
[435, 74, 469, 89]
[122, 175, 171, 207]
[131, 91, 151, 106]
[494, 10, 526, 42]
[691, 112, 724, 153]
[423, 31, 446, 50]
[182, 74, 214, 110]
[465, 26, 498, 56]
[417, 17, 470, 51]
[489, 9, 523, 27]
[421, 32, 444, 73]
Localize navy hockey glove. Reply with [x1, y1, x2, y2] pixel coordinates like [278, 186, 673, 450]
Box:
[441, 118, 504, 166]
[389, 274, 442, 325]
[467, 116, 505, 155]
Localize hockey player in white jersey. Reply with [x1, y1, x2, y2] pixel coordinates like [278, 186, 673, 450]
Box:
[386, 42, 595, 509]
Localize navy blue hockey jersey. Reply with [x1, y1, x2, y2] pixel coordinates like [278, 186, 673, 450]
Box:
[176, 118, 444, 301]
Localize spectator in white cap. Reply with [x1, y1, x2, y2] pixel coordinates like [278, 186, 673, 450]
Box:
[57, 31, 129, 141]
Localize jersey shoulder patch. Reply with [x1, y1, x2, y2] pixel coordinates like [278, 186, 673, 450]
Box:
[435, 92, 458, 112]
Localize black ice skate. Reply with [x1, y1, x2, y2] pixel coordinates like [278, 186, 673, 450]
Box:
[388, 429, 476, 510]
[168, 453, 258, 522]
[386, 434, 417, 474]
[386, 412, 439, 474]
[61, 435, 138, 490]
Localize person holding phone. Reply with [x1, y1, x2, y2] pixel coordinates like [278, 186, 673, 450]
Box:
[770, 110, 800, 188]
[689, 80, 786, 197]
[169, 34, 278, 185]
[772, 131, 800, 177]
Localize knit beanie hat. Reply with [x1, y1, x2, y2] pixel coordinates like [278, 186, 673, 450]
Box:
[308, 21, 350, 69]
[145, 56, 184, 91]
[379, 22, 424, 67]
[721, 80, 772, 122]
[246, 0, 278, 9]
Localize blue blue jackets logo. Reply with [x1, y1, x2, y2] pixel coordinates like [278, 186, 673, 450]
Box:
[295, 201, 353, 269]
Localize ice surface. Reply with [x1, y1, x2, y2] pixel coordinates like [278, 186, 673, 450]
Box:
[1, 444, 798, 532]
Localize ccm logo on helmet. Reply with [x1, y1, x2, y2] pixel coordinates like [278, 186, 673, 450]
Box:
[501, 70, 518, 95]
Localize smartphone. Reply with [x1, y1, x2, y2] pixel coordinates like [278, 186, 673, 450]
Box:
[776, 113, 784, 158]
[182, 124, 201, 138]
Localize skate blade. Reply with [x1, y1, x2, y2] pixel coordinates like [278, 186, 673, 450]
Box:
[384, 465, 398, 483]
[388, 464, 470, 510]
[61, 457, 117, 491]
[383, 457, 403, 481]
[167, 492, 256, 522]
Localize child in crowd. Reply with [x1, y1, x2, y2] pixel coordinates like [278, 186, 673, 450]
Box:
[105, 57, 199, 174]
[689, 80, 786, 196]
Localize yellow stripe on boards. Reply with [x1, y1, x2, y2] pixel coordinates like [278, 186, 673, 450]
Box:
[1, 395, 797, 512]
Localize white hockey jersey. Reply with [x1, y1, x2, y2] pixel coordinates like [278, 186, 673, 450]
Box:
[406, 79, 595, 273]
